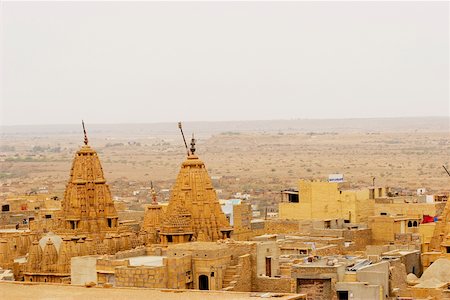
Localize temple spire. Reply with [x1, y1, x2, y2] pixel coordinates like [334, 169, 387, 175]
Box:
[82, 120, 88, 145]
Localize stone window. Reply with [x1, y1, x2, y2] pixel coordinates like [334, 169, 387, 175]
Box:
[70, 220, 78, 230]
[288, 194, 299, 203]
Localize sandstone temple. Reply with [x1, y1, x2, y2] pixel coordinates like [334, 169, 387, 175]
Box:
[18, 123, 139, 283]
[1, 122, 450, 300]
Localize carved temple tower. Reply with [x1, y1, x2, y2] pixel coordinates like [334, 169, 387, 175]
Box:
[141, 183, 163, 244]
[59, 122, 119, 235]
[159, 126, 232, 244]
[21, 122, 139, 283]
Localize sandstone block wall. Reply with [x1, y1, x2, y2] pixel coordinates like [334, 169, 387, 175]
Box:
[115, 265, 167, 288]
[229, 254, 252, 292]
[252, 276, 295, 293]
[166, 255, 192, 289]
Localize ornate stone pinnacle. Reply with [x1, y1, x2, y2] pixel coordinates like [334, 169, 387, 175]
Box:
[190, 133, 196, 155]
[82, 120, 88, 145]
[151, 181, 157, 204]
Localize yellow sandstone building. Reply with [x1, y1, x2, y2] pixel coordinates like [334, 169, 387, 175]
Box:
[279, 179, 386, 223]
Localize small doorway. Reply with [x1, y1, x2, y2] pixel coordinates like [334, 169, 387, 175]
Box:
[265, 257, 272, 277]
[337, 291, 349, 300]
[199, 275, 209, 290]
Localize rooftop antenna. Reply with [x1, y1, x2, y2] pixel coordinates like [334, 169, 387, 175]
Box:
[190, 133, 196, 155]
[443, 165, 450, 177]
[82, 120, 88, 145]
[178, 122, 189, 156]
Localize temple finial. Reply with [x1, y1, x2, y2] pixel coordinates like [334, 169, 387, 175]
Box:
[82, 120, 88, 145]
[178, 122, 189, 156]
[150, 181, 157, 204]
[190, 133, 196, 155]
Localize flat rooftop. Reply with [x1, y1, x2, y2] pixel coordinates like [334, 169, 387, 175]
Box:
[0, 229, 29, 233]
[0, 282, 305, 300]
[127, 256, 165, 267]
[168, 241, 228, 251]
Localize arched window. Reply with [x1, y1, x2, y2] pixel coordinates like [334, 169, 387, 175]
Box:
[413, 221, 418, 227]
[407, 221, 412, 228]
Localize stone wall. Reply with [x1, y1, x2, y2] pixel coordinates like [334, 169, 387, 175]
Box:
[166, 255, 193, 289]
[252, 276, 295, 293]
[315, 245, 340, 256]
[113, 246, 146, 259]
[356, 261, 390, 299]
[400, 286, 448, 299]
[229, 254, 252, 292]
[389, 259, 408, 295]
[192, 255, 230, 290]
[374, 202, 446, 218]
[96, 257, 129, 285]
[291, 264, 345, 299]
[264, 219, 301, 234]
[115, 265, 168, 288]
[343, 228, 372, 251]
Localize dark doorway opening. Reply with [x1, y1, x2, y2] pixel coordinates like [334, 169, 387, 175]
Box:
[337, 291, 349, 300]
[265, 257, 272, 277]
[199, 275, 209, 290]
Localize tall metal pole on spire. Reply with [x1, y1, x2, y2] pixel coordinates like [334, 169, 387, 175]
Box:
[178, 122, 189, 156]
[82, 120, 88, 145]
[443, 165, 450, 177]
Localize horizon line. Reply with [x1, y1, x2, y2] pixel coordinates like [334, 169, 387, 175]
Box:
[1, 115, 449, 128]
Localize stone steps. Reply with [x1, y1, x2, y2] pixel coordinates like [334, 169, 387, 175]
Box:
[222, 265, 239, 289]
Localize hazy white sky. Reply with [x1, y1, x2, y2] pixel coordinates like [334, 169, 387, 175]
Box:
[1, 1, 448, 126]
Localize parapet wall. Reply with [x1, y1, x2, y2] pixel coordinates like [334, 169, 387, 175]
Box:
[115, 265, 168, 288]
[252, 276, 295, 293]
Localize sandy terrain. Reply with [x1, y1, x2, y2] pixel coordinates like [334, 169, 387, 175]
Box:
[1, 118, 449, 202]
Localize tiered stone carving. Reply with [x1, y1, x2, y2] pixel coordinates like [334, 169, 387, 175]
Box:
[158, 139, 232, 244]
[141, 185, 163, 244]
[59, 144, 118, 235]
[22, 125, 140, 283]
